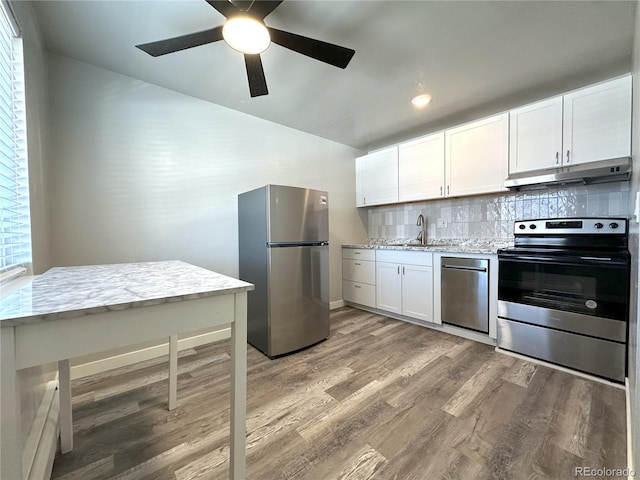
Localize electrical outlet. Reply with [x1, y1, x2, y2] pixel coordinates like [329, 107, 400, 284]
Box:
[437, 218, 447, 228]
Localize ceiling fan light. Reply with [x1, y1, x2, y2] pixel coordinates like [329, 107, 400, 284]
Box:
[411, 94, 432, 108]
[222, 16, 271, 55]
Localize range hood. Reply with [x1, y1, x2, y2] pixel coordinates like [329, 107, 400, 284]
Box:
[504, 157, 632, 191]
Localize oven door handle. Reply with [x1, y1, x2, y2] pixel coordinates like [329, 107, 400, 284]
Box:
[500, 254, 626, 267]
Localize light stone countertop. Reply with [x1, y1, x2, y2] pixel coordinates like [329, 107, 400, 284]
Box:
[0, 260, 254, 327]
[343, 239, 513, 255]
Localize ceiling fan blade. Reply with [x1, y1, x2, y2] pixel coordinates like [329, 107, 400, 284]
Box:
[267, 27, 355, 69]
[136, 27, 224, 57]
[244, 54, 269, 97]
[206, 0, 238, 18]
[248, 1, 283, 20]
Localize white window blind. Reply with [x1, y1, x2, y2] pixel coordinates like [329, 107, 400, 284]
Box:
[0, 0, 30, 281]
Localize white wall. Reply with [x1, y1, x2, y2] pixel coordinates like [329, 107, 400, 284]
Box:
[47, 54, 367, 304]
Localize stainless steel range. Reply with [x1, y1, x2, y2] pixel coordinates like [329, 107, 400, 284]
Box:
[497, 218, 630, 383]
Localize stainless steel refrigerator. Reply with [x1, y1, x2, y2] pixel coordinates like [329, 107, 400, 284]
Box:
[238, 185, 330, 357]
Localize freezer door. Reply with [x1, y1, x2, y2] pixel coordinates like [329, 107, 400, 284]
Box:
[268, 244, 329, 356]
[268, 185, 328, 243]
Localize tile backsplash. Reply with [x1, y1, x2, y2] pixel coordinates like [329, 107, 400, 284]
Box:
[368, 182, 630, 242]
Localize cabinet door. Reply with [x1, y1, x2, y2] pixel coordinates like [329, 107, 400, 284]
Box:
[402, 264, 433, 322]
[563, 75, 632, 166]
[445, 113, 509, 197]
[376, 262, 402, 314]
[398, 132, 445, 202]
[355, 155, 365, 207]
[355, 146, 399, 207]
[509, 97, 563, 174]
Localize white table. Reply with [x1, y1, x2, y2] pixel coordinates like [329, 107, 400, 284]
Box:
[0, 261, 253, 480]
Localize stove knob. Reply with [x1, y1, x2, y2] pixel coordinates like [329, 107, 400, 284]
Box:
[609, 222, 619, 229]
[529, 224, 537, 230]
[518, 224, 526, 230]
[594, 222, 604, 229]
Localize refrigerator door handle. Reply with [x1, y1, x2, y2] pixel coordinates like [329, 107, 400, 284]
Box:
[268, 241, 329, 247]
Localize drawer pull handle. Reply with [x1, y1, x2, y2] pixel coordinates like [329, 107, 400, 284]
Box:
[354, 285, 361, 289]
[354, 252, 361, 255]
[354, 262, 361, 265]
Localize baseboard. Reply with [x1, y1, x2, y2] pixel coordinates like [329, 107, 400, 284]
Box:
[330, 300, 345, 310]
[71, 329, 231, 380]
[70, 302, 347, 380]
[22, 379, 58, 480]
[343, 301, 496, 346]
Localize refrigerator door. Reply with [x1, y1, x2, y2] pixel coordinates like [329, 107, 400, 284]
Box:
[268, 185, 328, 243]
[268, 244, 329, 356]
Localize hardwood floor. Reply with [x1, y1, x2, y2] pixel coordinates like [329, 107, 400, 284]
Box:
[51, 307, 626, 480]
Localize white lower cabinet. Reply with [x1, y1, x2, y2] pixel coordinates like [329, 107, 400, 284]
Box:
[343, 280, 376, 307]
[375, 250, 434, 323]
[401, 264, 433, 322]
[375, 262, 403, 314]
[342, 248, 376, 308]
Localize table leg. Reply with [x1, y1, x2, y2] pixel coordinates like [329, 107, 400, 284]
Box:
[1, 326, 22, 479]
[58, 359, 73, 454]
[168, 334, 178, 410]
[229, 292, 247, 480]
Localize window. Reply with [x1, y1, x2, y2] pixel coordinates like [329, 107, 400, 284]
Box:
[0, 0, 29, 283]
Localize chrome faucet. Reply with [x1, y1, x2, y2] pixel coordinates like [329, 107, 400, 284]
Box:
[416, 214, 427, 245]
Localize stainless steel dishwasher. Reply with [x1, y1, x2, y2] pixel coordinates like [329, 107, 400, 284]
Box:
[441, 257, 489, 333]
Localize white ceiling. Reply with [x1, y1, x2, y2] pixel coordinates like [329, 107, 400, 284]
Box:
[31, 0, 636, 150]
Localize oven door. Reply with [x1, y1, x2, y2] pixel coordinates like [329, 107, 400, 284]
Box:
[498, 248, 629, 382]
[498, 249, 629, 323]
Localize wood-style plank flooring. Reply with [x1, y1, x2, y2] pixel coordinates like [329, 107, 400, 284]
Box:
[51, 307, 626, 480]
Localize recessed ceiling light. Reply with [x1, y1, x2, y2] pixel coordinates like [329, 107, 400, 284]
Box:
[222, 16, 271, 55]
[411, 94, 432, 108]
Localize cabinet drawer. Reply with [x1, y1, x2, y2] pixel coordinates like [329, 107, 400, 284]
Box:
[376, 250, 433, 266]
[342, 259, 376, 284]
[343, 280, 376, 307]
[343, 248, 375, 261]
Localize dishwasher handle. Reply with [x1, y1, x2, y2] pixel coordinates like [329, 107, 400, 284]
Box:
[442, 264, 487, 272]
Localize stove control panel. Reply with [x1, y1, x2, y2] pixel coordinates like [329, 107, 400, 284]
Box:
[514, 218, 627, 235]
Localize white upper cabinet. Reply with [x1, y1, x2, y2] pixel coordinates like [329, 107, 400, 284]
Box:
[398, 132, 445, 202]
[563, 75, 632, 166]
[509, 97, 563, 173]
[355, 146, 398, 207]
[445, 113, 509, 197]
[355, 76, 632, 205]
[509, 75, 632, 174]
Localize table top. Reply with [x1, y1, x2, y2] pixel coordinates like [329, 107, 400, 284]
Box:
[0, 261, 254, 327]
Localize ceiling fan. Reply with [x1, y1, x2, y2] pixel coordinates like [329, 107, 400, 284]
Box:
[136, 0, 356, 98]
